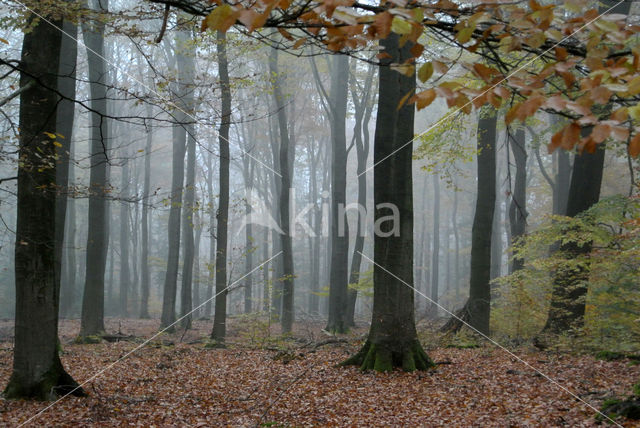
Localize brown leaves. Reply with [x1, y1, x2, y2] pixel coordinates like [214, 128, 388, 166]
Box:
[1, 319, 638, 426]
[549, 122, 580, 152]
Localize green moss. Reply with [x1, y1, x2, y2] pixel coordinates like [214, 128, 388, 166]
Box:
[74, 335, 102, 344]
[373, 348, 393, 372]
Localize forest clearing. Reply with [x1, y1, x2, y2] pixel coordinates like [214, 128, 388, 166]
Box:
[1, 0, 640, 426]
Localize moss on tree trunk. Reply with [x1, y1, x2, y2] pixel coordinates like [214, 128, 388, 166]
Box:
[342, 339, 434, 372]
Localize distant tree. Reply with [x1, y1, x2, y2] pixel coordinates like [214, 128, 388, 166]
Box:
[80, 0, 111, 337]
[211, 30, 231, 342]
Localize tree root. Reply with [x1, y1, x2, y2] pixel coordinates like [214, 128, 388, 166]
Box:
[339, 339, 435, 372]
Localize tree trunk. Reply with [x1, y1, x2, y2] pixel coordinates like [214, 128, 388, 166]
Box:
[346, 61, 374, 326]
[80, 0, 110, 337]
[442, 108, 497, 336]
[543, 145, 606, 334]
[205, 150, 216, 317]
[211, 31, 231, 342]
[269, 47, 295, 334]
[139, 107, 152, 319]
[119, 152, 130, 317]
[508, 127, 527, 273]
[342, 34, 434, 372]
[430, 173, 440, 315]
[452, 177, 460, 298]
[542, 0, 630, 335]
[192, 211, 202, 318]
[180, 127, 196, 329]
[326, 54, 350, 334]
[4, 10, 83, 399]
[553, 146, 570, 216]
[56, 14, 78, 319]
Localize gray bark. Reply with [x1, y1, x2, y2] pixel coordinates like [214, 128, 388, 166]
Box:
[80, 0, 111, 337]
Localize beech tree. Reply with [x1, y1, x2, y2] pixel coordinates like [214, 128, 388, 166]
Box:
[4, 9, 83, 399]
[80, 0, 111, 338]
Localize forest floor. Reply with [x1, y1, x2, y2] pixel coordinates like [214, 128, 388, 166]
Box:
[0, 317, 638, 427]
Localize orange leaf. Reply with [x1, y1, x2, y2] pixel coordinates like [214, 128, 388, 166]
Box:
[410, 88, 436, 110]
[629, 133, 640, 157]
[590, 123, 610, 144]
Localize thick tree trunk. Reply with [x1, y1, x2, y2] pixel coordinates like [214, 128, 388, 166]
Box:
[80, 0, 110, 337]
[543, 145, 606, 334]
[342, 34, 434, 372]
[56, 15, 78, 319]
[466, 108, 497, 335]
[326, 55, 350, 333]
[543, 0, 631, 334]
[4, 10, 83, 399]
[508, 128, 527, 273]
[211, 31, 231, 341]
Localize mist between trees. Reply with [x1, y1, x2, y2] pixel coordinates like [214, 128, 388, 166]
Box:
[0, 0, 639, 424]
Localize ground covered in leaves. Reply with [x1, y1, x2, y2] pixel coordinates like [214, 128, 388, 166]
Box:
[0, 318, 638, 427]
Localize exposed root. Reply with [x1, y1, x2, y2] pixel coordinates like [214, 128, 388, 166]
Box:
[340, 339, 435, 372]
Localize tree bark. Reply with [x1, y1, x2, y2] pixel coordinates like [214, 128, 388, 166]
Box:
[80, 0, 110, 337]
[430, 173, 440, 315]
[508, 127, 527, 273]
[542, 0, 630, 335]
[326, 54, 350, 333]
[56, 15, 78, 319]
[119, 151, 130, 317]
[269, 47, 295, 334]
[442, 108, 497, 335]
[211, 31, 231, 341]
[342, 34, 434, 372]
[4, 10, 83, 399]
[346, 61, 374, 326]
[139, 107, 153, 319]
[180, 126, 196, 329]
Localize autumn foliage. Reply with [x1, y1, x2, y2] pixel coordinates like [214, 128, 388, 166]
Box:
[192, 0, 640, 156]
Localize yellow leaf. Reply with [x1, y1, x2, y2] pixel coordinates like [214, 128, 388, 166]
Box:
[627, 76, 640, 96]
[629, 104, 640, 121]
[53, 141, 62, 147]
[44, 132, 56, 139]
[456, 27, 474, 44]
[206, 4, 238, 32]
[0, 37, 7, 44]
[391, 16, 412, 35]
[417, 62, 433, 83]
